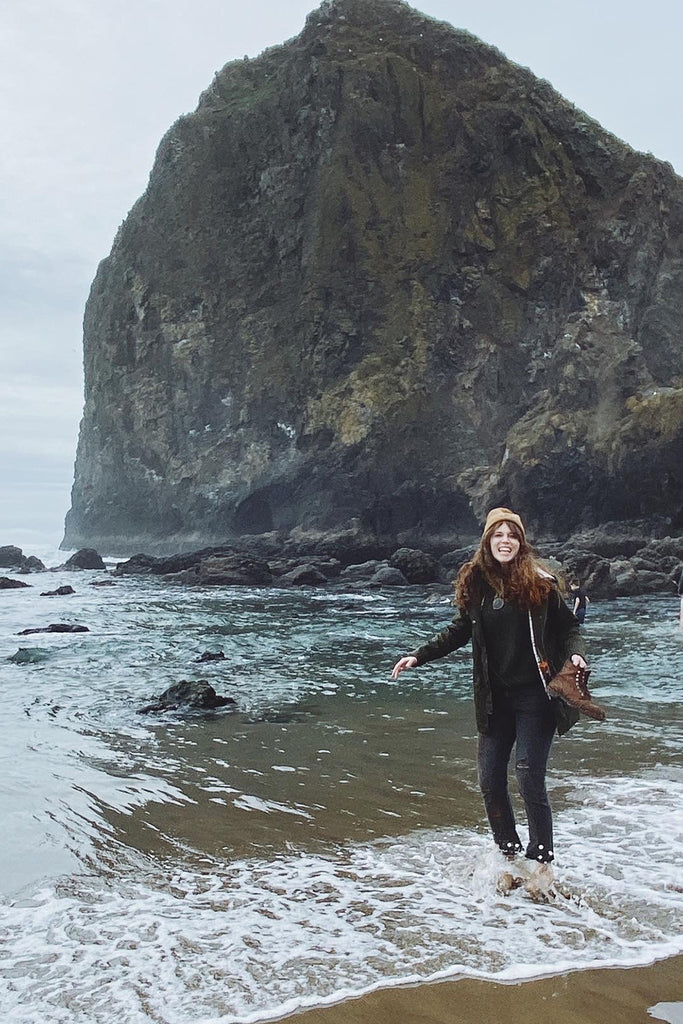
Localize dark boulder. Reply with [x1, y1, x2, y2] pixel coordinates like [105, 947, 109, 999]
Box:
[64, 549, 106, 570]
[196, 651, 226, 663]
[637, 537, 683, 562]
[18, 623, 90, 635]
[157, 546, 236, 575]
[389, 548, 439, 584]
[369, 566, 409, 587]
[609, 562, 674, 597]
[113, 545, 256, 580]
[576, 558, 613, 599]
[285, 525, 392, 567]
[339, 560, 389, 584]
[40, 585, 76, 597]
[608, 559, 639, 596]
[632, 570, 675, 593]
[89, 579, 116, 587]
[198, 553, 272, 586]
[137, 680, 237, 714]
[307, 558, 341, 579]
[114, 552, 162, 574]
[1, 577, 30, 589]
[0, 547, 45, 573]
[280, 564, 329, 586]
[0, 545, 25, 568]
[556, 548, 610, 578]
[629, 555, 660, 572]
[22, 556, 46, 572]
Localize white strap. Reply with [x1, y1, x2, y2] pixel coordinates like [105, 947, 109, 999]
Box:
[528, 610, 551, 697]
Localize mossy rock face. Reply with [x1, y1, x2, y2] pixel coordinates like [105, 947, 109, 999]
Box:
[65, 0, 683, 552]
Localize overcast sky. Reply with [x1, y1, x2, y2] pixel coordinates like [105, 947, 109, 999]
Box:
[1, 0, 681, 552]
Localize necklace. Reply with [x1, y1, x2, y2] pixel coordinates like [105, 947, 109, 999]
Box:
[492, 596, 505, 610]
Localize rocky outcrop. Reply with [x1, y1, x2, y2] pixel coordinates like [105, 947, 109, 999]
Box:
[114, 546, 273, 585]
[0, 547, 46, 573]
[555, 532, 683, 598]
[64, 0, 683, 554]
[108, 523, 681, 597]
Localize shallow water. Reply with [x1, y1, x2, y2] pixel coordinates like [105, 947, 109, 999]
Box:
[0, 567, 681, 1022]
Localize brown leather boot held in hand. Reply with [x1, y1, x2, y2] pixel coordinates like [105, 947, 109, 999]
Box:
[547, 661, 606, 722]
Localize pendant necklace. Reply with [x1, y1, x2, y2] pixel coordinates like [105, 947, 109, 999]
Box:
[492, 596, 505, 610]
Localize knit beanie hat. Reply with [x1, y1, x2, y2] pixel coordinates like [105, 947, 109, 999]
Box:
[483, 507, 526, 540]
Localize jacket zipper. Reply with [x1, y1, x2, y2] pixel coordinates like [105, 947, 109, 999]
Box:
[477, 594, 493, 713]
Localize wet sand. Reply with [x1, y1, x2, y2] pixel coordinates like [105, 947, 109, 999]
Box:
[285, 955, 683, 1024]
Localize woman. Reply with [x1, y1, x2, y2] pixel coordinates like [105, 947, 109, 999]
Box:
[392, 507, 587, 867]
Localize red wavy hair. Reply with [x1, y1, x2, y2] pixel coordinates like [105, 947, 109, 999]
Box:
[455, 520, 555, 610]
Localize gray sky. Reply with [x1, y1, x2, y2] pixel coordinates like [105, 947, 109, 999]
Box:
[1, 0, 682, 550]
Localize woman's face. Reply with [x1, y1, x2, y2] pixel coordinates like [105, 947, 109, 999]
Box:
[489, 522, 521, 564]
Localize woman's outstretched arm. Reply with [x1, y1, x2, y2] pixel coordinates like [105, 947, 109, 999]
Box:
[391, 608, 473, 680]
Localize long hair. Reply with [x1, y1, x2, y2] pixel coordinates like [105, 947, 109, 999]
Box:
[455, 520, 555, 611]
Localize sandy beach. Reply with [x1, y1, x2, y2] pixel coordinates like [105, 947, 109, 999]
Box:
[286, 956, 683, 1024]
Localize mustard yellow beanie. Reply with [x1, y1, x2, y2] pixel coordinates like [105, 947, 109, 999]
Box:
[483, 507, 526, 540]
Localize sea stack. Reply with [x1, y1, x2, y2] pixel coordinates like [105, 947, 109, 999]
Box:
[63, 0, 683, 554]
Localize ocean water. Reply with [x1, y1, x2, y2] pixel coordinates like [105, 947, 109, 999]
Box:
[0, 558, 682, 1023]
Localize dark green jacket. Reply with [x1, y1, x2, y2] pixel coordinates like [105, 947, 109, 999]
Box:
[410, 578, 585, 736]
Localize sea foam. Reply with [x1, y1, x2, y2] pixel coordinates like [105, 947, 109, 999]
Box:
[2, 769, 681, 1024]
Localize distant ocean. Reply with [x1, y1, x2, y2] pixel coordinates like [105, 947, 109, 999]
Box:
[1, 562, 682, 1023]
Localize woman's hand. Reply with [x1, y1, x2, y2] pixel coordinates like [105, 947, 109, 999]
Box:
[571, 654, 587, 669]
[391, 656, 417, 679]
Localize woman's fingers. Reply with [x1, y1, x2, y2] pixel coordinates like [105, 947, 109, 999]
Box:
[570, 654, 587, 669]
[391, 656, 417, 679]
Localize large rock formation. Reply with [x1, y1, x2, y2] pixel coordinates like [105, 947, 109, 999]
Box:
[63, 0, 683, 555]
